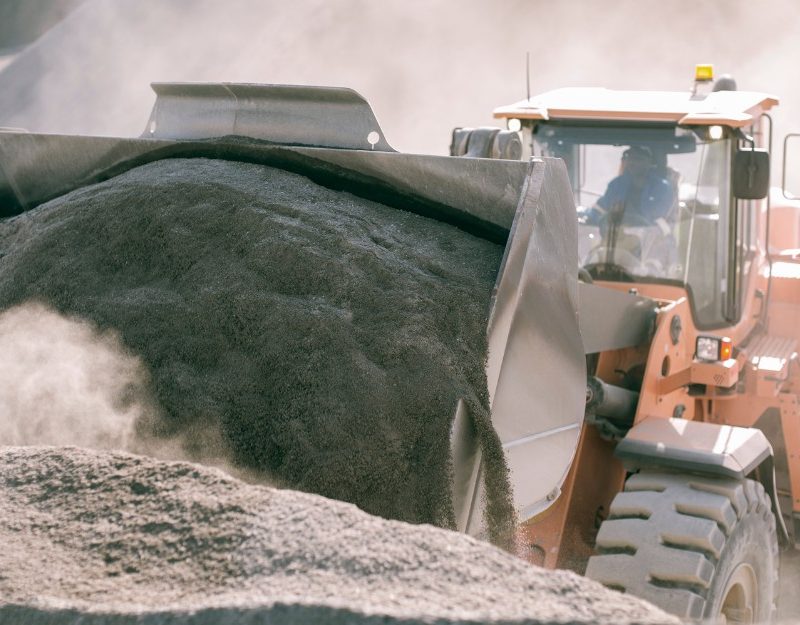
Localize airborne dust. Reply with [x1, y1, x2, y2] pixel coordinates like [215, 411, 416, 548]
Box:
[0, 302, 153, 450]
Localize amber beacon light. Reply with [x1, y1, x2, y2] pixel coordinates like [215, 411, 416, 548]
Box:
[695, 64, 714, 82]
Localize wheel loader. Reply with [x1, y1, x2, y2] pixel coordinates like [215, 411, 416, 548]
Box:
[0, 67, 796, 623]
[474, 65, 800, 623]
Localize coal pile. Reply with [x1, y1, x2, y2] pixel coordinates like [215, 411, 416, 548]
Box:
[0, 157, 512, 540]
[0, 445, 679, 625]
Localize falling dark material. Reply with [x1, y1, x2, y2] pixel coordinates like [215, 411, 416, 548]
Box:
[0, 158, 514, 540]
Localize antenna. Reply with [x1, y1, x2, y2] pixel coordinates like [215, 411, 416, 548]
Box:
[526, 51, 531, 101]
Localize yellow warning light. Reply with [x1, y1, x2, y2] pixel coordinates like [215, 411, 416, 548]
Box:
[695, 64, 714, 82]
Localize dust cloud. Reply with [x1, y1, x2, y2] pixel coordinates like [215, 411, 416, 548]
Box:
[0, 300, 260, 479]
[0, 301, 155, 450]
[0, 0, 798, 173]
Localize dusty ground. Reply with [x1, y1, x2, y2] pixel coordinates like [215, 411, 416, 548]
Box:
[779, 547, 800, 621]
[0, 445, 678, 625]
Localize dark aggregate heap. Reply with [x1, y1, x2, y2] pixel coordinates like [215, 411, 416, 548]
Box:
[0, 158, 513, 539]
[0, 446, 678, 625]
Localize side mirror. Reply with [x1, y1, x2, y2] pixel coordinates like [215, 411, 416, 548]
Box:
[783, 133, 800, 200]
[733, 148, 770, 200]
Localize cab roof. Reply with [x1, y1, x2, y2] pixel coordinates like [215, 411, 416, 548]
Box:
[493, 87, 779, 128]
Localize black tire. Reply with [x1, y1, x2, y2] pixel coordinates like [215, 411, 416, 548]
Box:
[585, 471, 779, 623]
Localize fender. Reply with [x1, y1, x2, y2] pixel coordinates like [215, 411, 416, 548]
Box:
[615, 417, 790, 544]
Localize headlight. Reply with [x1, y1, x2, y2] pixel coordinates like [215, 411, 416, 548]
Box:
[696, 335, 733, 361]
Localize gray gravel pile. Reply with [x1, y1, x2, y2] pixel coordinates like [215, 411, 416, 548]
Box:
[0, 157, 513, 541]
[0, 445, 679, 625]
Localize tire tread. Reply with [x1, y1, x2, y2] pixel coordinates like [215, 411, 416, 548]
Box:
[586, 471, 779, 622]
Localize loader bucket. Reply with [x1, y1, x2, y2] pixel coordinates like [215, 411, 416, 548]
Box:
[0, 83, 586, 539]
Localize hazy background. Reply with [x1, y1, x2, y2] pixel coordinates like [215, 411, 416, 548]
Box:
[0, 0, 798, 168]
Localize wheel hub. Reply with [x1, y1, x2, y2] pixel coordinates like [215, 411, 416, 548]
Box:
[718, 562, 757, 624]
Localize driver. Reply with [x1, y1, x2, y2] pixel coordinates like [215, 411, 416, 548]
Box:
[583, 146, 674, 226]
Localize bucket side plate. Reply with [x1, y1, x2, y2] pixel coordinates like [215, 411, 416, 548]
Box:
[454, 157, 585, 534]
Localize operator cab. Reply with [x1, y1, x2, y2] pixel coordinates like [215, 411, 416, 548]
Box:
[533, 120, 727, 326]
[491, 67, 777, 329]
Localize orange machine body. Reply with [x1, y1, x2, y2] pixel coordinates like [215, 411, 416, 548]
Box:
[496, 81, 800, 572]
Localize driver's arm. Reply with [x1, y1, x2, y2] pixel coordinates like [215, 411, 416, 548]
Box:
[582, 177, 623, 224]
